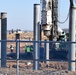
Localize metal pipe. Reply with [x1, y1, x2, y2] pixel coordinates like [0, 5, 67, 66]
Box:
[16, 40, 20, 75]
[0, 16, 1, 67]
[69, 6, 76, 71]
[16, 34, 20, 75]
[1, 12, 7, 67]
[45, 39, 50, 64]
[33, 4, 40, 70]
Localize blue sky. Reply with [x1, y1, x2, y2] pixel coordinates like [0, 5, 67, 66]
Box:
[0, 0, 71, 30]
[58, 0, 70, 29]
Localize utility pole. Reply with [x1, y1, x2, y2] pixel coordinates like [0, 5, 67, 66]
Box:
[69, 0, 76, 71]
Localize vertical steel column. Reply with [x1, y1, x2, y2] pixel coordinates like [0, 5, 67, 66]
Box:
[0, 15, 1, 67]
[16, 34, 20, 75]
[1, 12, 7, 67]
[69, 6, 76, 71]
[45, 39, 49, 64]
[40, 24, 42, 46]
[16, 40, 20, 75]
[38, 23, 40, 66]
[33, 4, 40, 70]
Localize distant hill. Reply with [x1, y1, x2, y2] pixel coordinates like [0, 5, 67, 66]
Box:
[62, 28, 69, 33]
[7, 31, 33, 40]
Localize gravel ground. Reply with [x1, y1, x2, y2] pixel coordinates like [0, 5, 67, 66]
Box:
[0, 61, 75, 75]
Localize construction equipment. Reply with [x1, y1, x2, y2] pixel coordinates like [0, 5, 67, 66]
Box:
[41, 0, 58, 40]
[41, 0, 52, 37]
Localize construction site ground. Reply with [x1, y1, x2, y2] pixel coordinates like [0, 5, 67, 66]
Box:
[0, 61, 76, 75]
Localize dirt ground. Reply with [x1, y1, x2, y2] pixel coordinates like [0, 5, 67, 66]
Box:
[0, 61, 75, 75]
[0, 32, 75, 75]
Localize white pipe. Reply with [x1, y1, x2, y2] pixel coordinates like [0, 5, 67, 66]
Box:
[69, 6, 76, 71]
[33, 4, 40, 70]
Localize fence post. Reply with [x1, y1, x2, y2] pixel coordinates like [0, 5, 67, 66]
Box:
[45, 40, 49, 64]
[1, 12, 7, 67]
[16, 34, 20, 75]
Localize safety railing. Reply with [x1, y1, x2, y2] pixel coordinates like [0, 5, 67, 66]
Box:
[0, 40, 76, 75]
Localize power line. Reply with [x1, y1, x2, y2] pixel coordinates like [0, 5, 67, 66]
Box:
[57, 1, 70, 24]
[57, 12, 69, 24]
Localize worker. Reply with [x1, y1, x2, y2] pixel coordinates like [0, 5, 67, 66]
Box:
[25, 45, 31, 59]
[10, 44, 14, 52]
[40, 43, 45, 61]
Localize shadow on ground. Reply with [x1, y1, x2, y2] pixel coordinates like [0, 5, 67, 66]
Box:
[7, 50, 68, 61]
